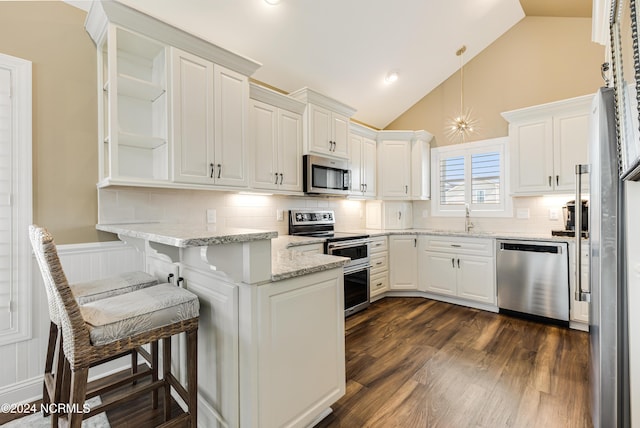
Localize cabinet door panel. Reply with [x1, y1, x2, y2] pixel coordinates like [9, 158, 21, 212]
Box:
[331, 113, 349, 158]
[171, 49, 214, 184]
[214, 65, 248, 187]
[554, 112, 589, 192]
[379, 140, 411, 198]
[363, 138, 377, 196]
[510, 119, 554, 194]
[349, 135, 363, 193]
[389, 235, 418, 290]
[250, 100, 278, 190]
[309, 104, 332, 155]
[457, 255, 495, 304]
[420, 252, 457, 296]
[278, 110, 303, 191]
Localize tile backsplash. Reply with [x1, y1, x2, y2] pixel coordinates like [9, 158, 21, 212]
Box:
[98, 188, 366, 235]
[99, 187, 575, 236]
[411, 194, 576, 235]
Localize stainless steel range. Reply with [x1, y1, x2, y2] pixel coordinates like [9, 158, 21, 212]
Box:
[289, 209, 370, 316]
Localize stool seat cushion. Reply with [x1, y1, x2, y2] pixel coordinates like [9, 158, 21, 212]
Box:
[80, 284, 199, 346]
[72, 271, 158, 305]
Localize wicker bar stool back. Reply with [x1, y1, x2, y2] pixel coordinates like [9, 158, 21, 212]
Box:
[31, 228, 159, 423]
[29, 225, 199, 428]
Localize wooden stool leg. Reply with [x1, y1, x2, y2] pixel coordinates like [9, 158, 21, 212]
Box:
[163, 337, 172, 421]
[187, 329, 198, 428]
[42, 322, 57, 416]
[151, 341, 159, 409]
[68, 367, 88, 428]
[51, 329, 65, 420]
[131, 348, 138, 385]
[55, 357, 72, 427]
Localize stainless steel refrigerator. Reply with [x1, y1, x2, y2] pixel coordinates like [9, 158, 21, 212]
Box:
[577, 87, 630, 427]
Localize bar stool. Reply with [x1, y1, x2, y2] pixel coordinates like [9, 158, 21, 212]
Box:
[30, 225, 199, 427]
[42, 270, 159, 417]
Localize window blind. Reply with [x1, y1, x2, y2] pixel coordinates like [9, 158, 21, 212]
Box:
[439, 155, 465, 205]
[471, 151, 500, 205]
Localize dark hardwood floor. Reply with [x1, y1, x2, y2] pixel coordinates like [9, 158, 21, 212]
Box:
[317, 297, 592, 428]
[2, 297, 591, 427]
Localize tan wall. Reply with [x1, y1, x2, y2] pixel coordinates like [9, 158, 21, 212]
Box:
[385, 17, 605, 147]
[0, 1, 101, 244]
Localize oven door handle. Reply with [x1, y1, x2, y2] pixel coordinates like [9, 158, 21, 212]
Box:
[343, 264, 370, 275]
[327, 239, 371, 250]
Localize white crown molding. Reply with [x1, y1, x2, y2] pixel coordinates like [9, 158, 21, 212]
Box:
[288, 87, 357, 117]
[85, 1, 261, 77]
[249, 83, 306, 114]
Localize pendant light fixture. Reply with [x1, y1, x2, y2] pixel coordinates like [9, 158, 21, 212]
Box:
[445, 45, 478, 143]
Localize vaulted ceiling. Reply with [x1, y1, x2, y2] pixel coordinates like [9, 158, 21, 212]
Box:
[67, 0, 592, 129]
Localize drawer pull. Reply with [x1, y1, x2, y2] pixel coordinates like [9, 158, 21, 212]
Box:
[376, 282, 383, 287]
[376, 262, 383, 266]
[451, 244, 461, 247]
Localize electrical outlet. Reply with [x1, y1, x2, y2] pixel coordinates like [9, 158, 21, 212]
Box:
[516, 208, 530, 219]
[206, 209, 216, 224]
[422, 209, 429, 218]
[276, 209, 284, 221]
[549, 208, 560, 220]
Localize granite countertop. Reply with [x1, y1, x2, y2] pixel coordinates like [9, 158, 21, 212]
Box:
[271, 249, 348, 282]
[337, 228, 576, 243]
[97, 223, 278, 248]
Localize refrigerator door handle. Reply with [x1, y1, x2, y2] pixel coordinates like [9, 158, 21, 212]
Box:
[575, 163, 591, 302]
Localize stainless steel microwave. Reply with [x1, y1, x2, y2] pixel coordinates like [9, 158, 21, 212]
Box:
[303, 154, 351, 196]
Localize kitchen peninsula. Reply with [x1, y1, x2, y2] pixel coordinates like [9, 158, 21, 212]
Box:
[97, 223, 348, 428]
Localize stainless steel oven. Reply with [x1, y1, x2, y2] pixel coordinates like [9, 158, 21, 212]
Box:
[289, 209, 370, 316]
[326, 237, 370, 316]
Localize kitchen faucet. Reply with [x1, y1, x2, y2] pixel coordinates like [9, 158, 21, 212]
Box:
[465, 204, 474, 233]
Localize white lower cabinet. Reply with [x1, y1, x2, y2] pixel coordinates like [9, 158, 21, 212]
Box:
[254, 269, 345, 427]
[389, 234, 418, 290]
[369, 236, 389, 300]
[418, 236, 496, 306]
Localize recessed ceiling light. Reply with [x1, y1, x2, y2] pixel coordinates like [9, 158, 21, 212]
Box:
[384, 71, 399, 84]
[264, 0, 281, 5]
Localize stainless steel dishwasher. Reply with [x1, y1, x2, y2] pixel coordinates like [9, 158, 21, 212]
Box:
[496, 240, 569, 321]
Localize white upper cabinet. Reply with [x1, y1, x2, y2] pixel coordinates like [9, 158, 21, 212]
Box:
[249, 84, 305, 193]
[378, 137, 411, 199]
[349, 123, 377, 198]
[289, 88, 356, 160]
[97, 26, 169, 184]
[213, 66, 249, 187]
[85, 0, 260, 189]
[171, 48, 249, 187]
[502, 95, 592, 195]
[411, 131, 432, 200]
[377, 130, 432, 200]
[171, 48, 213, 184]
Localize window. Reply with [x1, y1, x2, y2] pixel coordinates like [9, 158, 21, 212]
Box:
[432, 137, 510, 217]
[0, 53, 32, 345]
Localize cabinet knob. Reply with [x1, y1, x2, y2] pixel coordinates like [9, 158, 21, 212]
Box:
[556, 175, 559, 186]
[210, 163, 215, 178]
[279, 173, 284, 185]
[274, 173, 279, 185]
[548, 176, 552, 187]
[217, 164, 222, 179]
[451, 258, 455, 268]
[405, 185, 408, 194]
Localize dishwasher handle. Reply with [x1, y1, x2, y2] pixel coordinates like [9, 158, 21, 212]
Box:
[499, 242, 562, 254]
